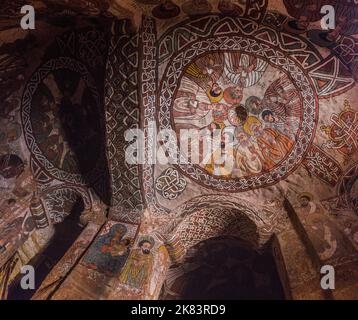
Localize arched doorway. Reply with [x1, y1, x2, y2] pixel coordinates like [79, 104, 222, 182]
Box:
[161, 236, 284, 300]
[159, 195, 286, 299]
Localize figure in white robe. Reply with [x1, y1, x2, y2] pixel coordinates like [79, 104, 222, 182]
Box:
[173, 76, 213, 129]
[223, 52, 268, 88]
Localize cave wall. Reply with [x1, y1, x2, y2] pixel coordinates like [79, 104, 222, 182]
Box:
[0, 0, 357, 300]
[0, 3, 112, 290]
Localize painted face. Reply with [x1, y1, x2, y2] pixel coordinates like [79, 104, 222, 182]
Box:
[264, 114, 275, 123]
[250, 99, 262, 113]
[237, 132, 248, 142]
[228, 113, 239, 126]
[114, 229, 124, 238]
[234, 105, 248, 125]
[1, 163, 24, 179]
[211, 83, 222, 95]
[141, 241, 152, 254]
[251, 123, 263, 136]
[300, 196, 310, 207]
[233, 86, 243, 99]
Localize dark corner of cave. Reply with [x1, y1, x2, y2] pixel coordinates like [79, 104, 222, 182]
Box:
[0, 0, 357, 304]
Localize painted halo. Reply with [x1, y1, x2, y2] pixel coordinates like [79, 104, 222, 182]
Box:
[158, 35, 318, 192]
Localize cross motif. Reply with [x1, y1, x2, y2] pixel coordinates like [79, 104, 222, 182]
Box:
[321, 100, 358, 160]
[155, 167, 187, 200]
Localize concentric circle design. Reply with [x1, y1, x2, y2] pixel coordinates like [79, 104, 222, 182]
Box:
[158, 34, 318, 192]
[21, 57, 103, 185]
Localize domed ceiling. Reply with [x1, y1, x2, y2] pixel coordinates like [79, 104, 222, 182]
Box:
[0, 0, 357, 301]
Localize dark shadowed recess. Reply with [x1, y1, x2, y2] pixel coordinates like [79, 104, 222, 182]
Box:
[7, 197, 85, 300]
[37, 20, 113, 205]
[53, 23, 112, 206]
[163, 236, 284, 300]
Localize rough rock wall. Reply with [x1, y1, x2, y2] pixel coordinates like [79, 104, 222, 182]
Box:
[102, 0, 358, 299]
[0, 3, 112, 279]
[0, 0, 357, 300]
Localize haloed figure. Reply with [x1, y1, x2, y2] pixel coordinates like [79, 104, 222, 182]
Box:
[84, 224, 130, 276]
[261, 109, 299, 140]
[227, 105, 248, 127]
[119, 236, 155, 290]
[209, 83, 223, 100]
[244, 116, 294, 170]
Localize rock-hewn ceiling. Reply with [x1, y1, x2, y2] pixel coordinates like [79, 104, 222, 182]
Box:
[0, 0, 357, 301]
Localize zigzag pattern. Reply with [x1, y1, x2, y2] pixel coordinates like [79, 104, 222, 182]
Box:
[21, 57, 102, 185]
[157, 17, 318, 192]
[104, 20, 144, 221]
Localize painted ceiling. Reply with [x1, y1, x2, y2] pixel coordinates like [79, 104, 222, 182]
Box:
[0, 0, 357, 300]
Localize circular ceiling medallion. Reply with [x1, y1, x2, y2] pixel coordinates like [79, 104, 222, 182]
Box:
[159, 36, 318, 192]
[21, 57, 104, 185]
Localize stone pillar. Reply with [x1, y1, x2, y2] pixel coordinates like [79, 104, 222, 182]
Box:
[32, 221, 103, 300]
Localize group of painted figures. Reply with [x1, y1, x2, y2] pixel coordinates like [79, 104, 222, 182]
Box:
[83, 223, 155, 291]
[174, 52, 301, 178]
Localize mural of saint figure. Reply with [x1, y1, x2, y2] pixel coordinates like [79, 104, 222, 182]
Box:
[223, 52, 268, 88]
[83, 223, 131, 276]
[258, 75, 301, 140]
[173, 77, 214, 130]
[174, 54, 225, 130]
[294, 193, 358, 261]
[174, 51, 301, 179]
[185, 53, 225, 103]
[244, 116, 294, 170]
[203, 126, 236, 177]
[262, 75, 302, 120]
[234, 129, 263, 176]
[119, 236, 155, 290]
[261, 110, 299, 140]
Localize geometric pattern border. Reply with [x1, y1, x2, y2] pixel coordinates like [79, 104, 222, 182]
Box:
[21, 57, 103, 186]
[158, 16, 319, 192]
